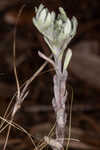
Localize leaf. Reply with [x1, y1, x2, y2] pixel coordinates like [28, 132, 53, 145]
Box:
[63, 48, 72, 71]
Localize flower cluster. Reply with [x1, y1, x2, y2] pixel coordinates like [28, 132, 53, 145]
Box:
[33, 4, 77, 52]
[32, 4, 78, 71]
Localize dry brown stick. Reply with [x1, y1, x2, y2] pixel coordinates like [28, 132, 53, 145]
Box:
[3, 4, 26, 150]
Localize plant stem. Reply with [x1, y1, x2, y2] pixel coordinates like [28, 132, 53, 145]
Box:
[52, 58, 68, 150]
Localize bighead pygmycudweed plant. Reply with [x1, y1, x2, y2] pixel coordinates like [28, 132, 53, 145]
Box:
[33, 4, 78, 150]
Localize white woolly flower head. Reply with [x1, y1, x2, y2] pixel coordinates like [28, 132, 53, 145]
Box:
[32, 4, 78, 57]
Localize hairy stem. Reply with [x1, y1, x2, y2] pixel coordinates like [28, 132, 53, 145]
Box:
[52, 61, 68, 150]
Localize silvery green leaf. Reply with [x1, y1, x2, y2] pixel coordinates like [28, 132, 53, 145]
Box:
[64, 18, 71, 35]
[63, 48, 72, 71]
[39, 8, 47, 23]
[35, 7, 37, 13]
[51, 11, 56, 22]
[36, 4, 44, 19]
[70, 17, 78, 38]
[44, 12, 51, 27]
[59, 7, 67, 21]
